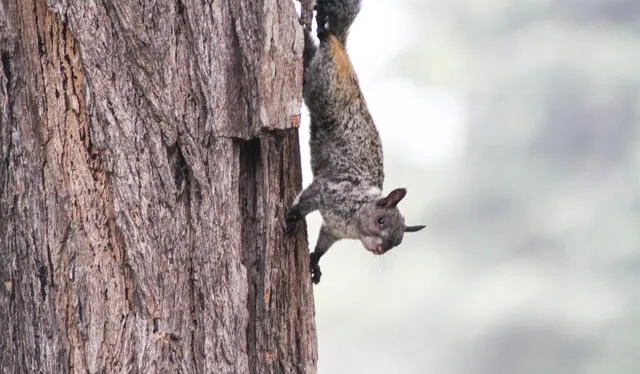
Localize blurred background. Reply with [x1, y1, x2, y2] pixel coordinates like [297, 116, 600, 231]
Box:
[297, 0, 640, 373]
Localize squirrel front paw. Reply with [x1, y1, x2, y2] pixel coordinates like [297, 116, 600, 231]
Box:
[285, 208, 302, 236]
[309, 252, 322, 284]
[285, 220, 298, 236]
[310, 263, 322, 284]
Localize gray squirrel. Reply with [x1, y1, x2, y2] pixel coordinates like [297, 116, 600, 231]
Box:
[286, 0, 425, 284]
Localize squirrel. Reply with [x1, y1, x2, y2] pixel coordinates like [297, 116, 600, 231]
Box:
[287, 0, 426, 284]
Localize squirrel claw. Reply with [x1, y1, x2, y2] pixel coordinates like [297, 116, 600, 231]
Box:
[285, 221, 298, 237]
[285, 208, 302, 237]
[310, 264, 322, 284]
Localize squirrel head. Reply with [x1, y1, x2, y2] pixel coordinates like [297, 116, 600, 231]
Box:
[357, 188, 426, 254]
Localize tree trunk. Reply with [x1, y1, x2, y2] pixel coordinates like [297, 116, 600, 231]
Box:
[0, 0, 316, 373]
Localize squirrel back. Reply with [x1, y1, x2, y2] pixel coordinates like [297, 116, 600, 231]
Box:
[303, 0, 383, 187]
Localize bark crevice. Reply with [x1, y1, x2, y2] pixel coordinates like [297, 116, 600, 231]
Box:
[238, 136, 262, 373]
[1, 51, 12, 89]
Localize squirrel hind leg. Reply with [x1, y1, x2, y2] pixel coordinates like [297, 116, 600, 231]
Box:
[315, 0, 361, 44]
[303, 27, 317, 68]
[315, 8, 328, 38]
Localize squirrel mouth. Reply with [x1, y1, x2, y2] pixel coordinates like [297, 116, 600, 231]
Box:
[361, 237, 384, 255]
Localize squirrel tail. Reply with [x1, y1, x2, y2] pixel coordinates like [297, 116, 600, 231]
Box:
[316, 0, 361, 45]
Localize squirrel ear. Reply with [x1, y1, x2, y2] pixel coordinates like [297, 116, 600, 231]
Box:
[405, 225, 426, 233]
[377, 188, 407, 208]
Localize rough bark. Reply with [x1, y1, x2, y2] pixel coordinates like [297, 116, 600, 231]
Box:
[0, 0, 316, 373]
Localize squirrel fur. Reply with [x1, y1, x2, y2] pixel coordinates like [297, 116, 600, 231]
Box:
[287, 0, 425, 284]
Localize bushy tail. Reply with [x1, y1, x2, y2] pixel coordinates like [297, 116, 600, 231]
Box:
[316, 0, 361, 45]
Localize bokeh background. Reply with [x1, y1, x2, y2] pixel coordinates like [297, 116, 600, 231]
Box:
[297, 0, 640, 373]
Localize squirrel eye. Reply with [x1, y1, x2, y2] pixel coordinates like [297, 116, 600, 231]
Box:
[377, 217, 386, 225]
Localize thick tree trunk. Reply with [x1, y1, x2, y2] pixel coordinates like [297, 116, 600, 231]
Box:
[0, 0, 316, 373]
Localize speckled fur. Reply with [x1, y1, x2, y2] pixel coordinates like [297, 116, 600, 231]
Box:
[287, 0, 425, 284]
